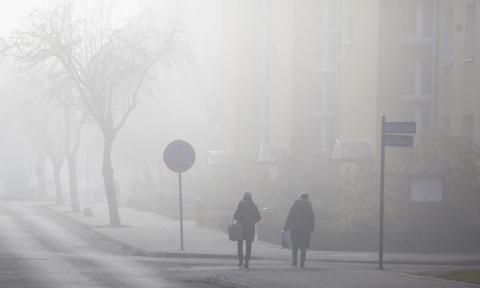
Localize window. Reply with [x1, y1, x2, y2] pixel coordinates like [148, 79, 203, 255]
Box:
[465, 1, 476, 60]
[404, 59, 431, 95]
[441, 118, 451, 134]
[344, 16, 353, 45]
[441, 9, 454, 66]
[312, 0, 337, 30]
[402, 0, 433, 39]
[407, 61, 423, 94]
[314, 41, 329, 69]
[411, 103, 432, 134]
[415, 1, 424, 38]
[311, 117, 335, 153]
[326, 0, 337, 29]
[311, 77, 335, 112]
[313, 35, 337, 70]
[462, 114, 474, 140]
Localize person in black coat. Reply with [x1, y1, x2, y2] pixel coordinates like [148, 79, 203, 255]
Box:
[233, 192, 261, 268]
[283, 192, 315, 267]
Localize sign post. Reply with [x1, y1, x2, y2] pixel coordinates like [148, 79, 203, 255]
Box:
[378, 116, 416, 270]
[379, 116, 386, 270]
[178, 171, 183, 250]
[163, 140, 195, 251]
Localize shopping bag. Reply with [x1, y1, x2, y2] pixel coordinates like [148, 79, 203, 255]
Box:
[281, 230, 291, 249]
[228, 221, 243, 241]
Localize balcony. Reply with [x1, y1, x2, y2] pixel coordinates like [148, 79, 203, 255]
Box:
[400, 93, 432, 102]
[256, 145, 289, 165]
[329, 139, 373, 163]
[207, 151, 233, 166]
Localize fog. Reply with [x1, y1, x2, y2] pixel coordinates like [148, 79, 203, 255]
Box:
[0, 0, 479, 256]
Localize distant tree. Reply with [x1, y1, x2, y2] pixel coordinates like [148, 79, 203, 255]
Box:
[21, 67, 85, 211]
[21, 92, 66, 205]
[45, 112, 67, 205]
[12, 0, 183, 225]
[54, 76, 86, 212]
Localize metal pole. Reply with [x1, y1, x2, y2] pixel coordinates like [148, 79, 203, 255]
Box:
[379, 115, 386, 270]
[178, 172, 184, 251]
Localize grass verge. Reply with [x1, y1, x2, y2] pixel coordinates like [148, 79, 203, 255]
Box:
[425, 270, 480, 285]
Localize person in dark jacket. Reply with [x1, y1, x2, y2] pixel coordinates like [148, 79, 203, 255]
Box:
[233, 192, 261, 268]
[283, 192, 315, 267]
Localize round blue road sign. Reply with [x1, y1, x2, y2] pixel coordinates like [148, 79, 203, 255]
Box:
[163, 140, 195, 173]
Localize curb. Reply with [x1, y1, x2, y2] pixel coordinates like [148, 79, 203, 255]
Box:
[38, 205, 240, 260]
[206, 277, 253, 288]
[398, 273, 480, 288]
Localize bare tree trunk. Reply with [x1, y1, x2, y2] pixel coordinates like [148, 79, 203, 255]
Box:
[52, 163, 64, 205]
[37, 153, 47, 199]
[102, 133, 121, 226]
[67, 154, 80, 212]
[64, 107, 84, 214]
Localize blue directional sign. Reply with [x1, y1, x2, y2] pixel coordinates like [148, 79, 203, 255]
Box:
[384, 134, 414, 147]
[383, 122, 416, 134]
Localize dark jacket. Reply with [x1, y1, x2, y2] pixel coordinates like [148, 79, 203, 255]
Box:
[284, 199, 315, 247]
[234, 199, 261, 241]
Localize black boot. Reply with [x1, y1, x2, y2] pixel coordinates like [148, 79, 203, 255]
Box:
[292, 247, 298, 267]
[237, 241, 243, 267]
[300, 248, 306, 268]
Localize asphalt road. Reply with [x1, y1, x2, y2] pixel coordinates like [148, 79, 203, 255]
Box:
[0, 201, 214, 288]
[0, 201, 474, 288]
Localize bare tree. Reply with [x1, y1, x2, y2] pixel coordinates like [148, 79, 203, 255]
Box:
[46, 122, 66, 205]
[64, 106, 86, 212]
[12, 0, 182, 225]
[22, 66, 85, 211]
[51, 74, 86, 213]
[22, 92, 66, 205]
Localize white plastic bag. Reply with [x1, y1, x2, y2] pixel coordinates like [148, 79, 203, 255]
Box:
[281, 230, 291, 249]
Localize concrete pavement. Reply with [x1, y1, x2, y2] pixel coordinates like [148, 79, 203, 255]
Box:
[45, 201, 480, 265]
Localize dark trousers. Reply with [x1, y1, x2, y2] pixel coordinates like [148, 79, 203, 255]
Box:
[292, 244, 307, 265]
[237, 240, 252, 264]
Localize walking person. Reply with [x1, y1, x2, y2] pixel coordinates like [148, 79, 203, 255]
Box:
[283, 192, 315, 268]
[233, 192, 261, 268]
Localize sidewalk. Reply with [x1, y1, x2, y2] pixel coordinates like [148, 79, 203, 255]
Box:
[44, 202, 480, 265]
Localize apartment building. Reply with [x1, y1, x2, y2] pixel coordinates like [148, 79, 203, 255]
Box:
[209, 0, 480, 180]
[202, 0, 480, 251]
[436, 0, 480, 143]
[340, 0, 480, 148]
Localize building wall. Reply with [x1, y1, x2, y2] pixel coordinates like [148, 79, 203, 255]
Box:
[226, 0, 341, 161]
[436, 0, 480, 143]
[378, 0, 435, 134]
[220, 0, 480, 169]
[339, 0, 379, 149]
[341, 0, 480, 150]
[267, 0, 294, 151]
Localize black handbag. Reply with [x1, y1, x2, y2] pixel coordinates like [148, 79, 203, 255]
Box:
[228, 220, 243, 241]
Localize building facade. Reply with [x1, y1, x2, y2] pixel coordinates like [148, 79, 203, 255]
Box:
[436, 0, 480, 143]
